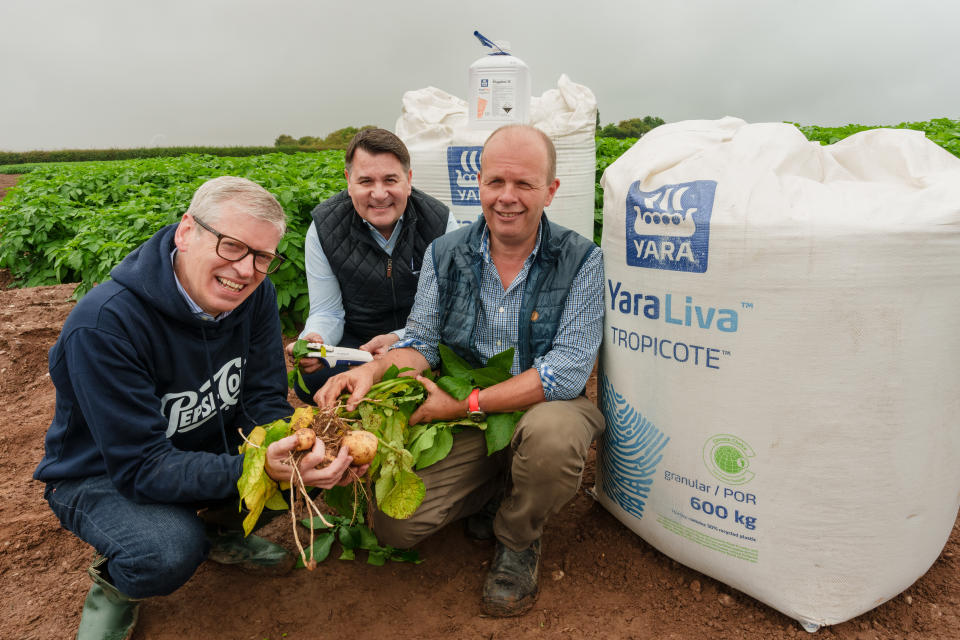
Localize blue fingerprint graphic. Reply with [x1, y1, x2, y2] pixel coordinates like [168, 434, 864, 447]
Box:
[598, 372, 669, 519]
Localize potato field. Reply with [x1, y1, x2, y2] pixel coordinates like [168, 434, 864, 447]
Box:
[1, 122, 958, 639]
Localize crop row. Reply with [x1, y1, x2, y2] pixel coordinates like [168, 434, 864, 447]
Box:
[0, 152, 346, 332]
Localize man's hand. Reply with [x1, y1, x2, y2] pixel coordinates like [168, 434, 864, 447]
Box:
[313, 361, 379, 411]
[264, 434, 368, 489]
[408, 375, 467, 425]
[287, 332, 324, 374]
[359, 332, 399, 358]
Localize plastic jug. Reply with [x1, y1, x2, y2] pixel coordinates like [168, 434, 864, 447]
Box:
[468, 31, 530, 129]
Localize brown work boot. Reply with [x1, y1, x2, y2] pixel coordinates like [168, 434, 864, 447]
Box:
[481, 539, 541, 617]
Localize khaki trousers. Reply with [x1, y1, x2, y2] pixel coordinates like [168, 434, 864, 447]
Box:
[373, 395, 605, 551]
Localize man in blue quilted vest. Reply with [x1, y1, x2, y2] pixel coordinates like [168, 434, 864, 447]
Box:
[317, 124, 605, 617]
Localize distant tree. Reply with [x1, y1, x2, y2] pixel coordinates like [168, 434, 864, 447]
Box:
[322, 125, 377, 148]
[599, 116, 665, 139]
[274, 125, 379, 149]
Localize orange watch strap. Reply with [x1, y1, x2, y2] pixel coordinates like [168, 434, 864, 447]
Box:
[468, 388, 481, 413]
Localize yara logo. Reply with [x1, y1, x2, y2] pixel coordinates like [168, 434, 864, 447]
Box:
[447, 146, 483, 206]
[625, 180, 716, 273]
[161, 357, 242, 437]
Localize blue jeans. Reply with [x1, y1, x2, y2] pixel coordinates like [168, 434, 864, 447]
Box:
[45, 475, 276, 599]
[292, 332, 363, 404]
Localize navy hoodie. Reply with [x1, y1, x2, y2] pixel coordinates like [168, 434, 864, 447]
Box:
[34, 223, 293, 504]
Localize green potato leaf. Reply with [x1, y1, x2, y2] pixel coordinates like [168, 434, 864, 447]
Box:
[366, 549, 388, 566]
[485, 347, 515, 375]
[438, 344, 473, 379]
[484, 411, 523, 455]
[300, 515, 343, 531]
[287, 339, 314, 392]
[436, 375, 473, 401]
[338, 525, 364, 550]
[415, 427, 454, 470]
[323, 485, 362, 520]
[382, 364, 401, 381]
[407, 425, 437, 463]
[471, 366, 511, 388]
[296, 532, 336, 567]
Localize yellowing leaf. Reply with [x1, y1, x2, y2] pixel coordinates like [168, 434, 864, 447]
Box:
[264, 482, 289, 511]
[378, 469, 425, 520]
[289, 406, 315, 432]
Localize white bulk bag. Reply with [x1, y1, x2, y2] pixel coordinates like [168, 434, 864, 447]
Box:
[395, 74, 597, 240]
[595, 117, 960, 629]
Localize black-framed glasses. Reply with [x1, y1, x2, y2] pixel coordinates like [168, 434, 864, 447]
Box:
[193, 216, 285, 274]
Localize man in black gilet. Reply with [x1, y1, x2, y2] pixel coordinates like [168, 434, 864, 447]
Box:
[287, 128, 456, 403]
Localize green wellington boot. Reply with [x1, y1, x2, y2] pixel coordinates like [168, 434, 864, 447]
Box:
[207, 529, 296, 575]
[76, 555, 140, 640]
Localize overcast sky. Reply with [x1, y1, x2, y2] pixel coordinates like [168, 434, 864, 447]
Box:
[0, 0, 956, 151]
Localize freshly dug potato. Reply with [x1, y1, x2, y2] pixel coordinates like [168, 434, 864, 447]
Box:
[293, 427, 317, 452]
[341, 430, 378, 465]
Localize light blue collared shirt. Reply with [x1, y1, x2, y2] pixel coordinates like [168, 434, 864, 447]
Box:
[299, 212, 460, 343]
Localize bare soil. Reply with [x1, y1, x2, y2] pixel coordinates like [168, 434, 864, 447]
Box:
[0, 173, 21, 201]
[0, 175, 957, 639]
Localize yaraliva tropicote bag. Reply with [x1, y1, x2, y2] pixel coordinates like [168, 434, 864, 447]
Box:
[594, 117, 960, 630]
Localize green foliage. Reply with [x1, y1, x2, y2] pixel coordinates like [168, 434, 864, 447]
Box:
[594, 136, 637, 244]
[0, 145, 336, 166]
[791, 117, 960, 158]
[4, 119, 957, 323]
[297, 513, 419, 566]
[599, 116, 665, 139]
[0, 151, 346, 333]
[274, 125, 378, 150]
[286, 339, 313, 393]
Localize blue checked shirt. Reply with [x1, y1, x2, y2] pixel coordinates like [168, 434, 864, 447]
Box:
[395, 222, 604, 401]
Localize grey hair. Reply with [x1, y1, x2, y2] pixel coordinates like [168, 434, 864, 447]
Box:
[480, 124, 557, 183]
[185, 176, 287, 236]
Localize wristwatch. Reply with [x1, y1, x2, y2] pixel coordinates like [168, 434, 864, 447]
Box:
[467, 388, 486, 423]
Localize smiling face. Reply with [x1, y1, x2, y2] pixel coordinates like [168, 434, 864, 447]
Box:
[173, 203, 282, 317]
[478, 127, 559, 253]
[345, 148, 413, 239]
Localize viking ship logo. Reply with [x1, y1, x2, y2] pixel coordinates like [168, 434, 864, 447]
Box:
[597, 372, 670, 519]
[447, 146, 483, 206]
[625, 179, 716, 273]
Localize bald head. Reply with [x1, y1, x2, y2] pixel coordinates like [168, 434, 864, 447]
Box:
[480, 125, 557, 183]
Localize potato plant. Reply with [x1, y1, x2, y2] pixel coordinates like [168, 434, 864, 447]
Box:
[238, 345, 522, 567]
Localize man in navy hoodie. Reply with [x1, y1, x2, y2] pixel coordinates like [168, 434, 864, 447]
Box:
[34, 176, 360, 640]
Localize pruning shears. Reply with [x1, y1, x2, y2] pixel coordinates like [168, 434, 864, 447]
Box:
[306, 343, 374, 368]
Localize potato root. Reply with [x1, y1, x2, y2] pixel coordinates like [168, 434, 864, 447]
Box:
[341, 430, 378, 465]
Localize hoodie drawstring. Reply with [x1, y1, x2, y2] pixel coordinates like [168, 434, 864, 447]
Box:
[200, 324, 232, 455]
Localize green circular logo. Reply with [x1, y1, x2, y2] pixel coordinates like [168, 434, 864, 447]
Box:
[703, 434, 755, 485]
[713, 445, 746, 474]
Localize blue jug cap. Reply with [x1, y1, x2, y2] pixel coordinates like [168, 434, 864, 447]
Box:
[473, 30, 510, 55]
